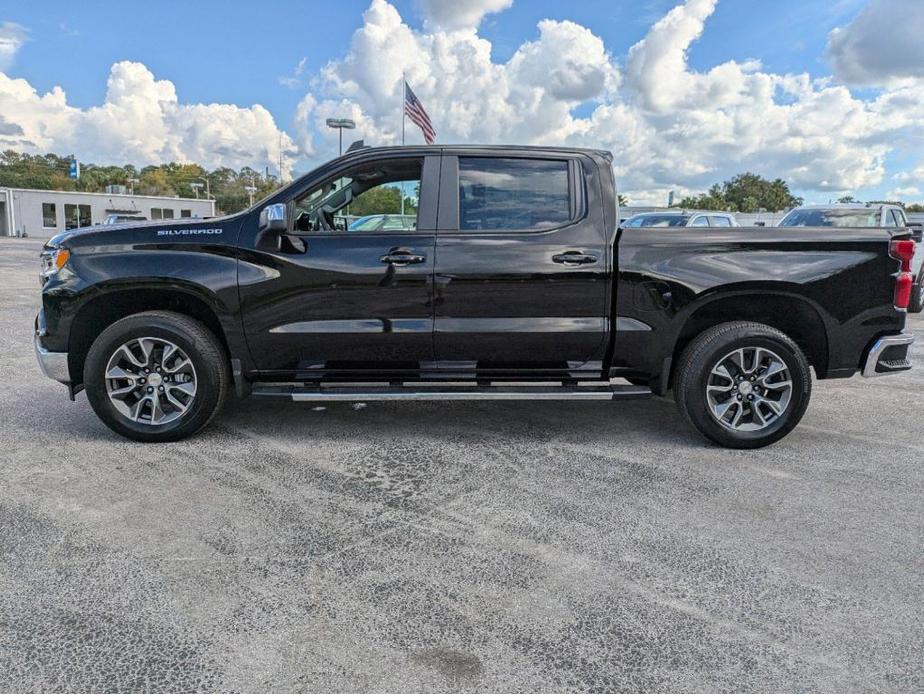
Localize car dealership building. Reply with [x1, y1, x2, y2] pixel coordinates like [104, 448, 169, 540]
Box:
[0, 187, 216, 238]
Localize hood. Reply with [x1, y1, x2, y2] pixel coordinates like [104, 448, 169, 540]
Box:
[46, 214, 239, 249]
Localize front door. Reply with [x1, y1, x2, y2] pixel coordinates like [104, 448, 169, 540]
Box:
[432, 153, 609, 375]
[239, 154, 438, 378]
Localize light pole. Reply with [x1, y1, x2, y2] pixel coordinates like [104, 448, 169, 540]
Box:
[245, 174, 257, 208]
[190, 182, 203, 199]
[196, 176, 211, 199]
[326, 118, 356, 156]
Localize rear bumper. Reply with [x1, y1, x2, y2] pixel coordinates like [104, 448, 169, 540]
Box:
[862, 333, 915, 377]
[34, 334, 71, 385]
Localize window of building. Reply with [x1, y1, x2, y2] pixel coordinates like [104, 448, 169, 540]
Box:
[151, 207, 176, 220]
[458, 157, 571, 231]
[180, 209, 192, 218]
[64, 204, 91, 230]
[42, 203, 57, 228]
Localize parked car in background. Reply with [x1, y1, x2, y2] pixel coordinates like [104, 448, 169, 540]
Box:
[622, 211, 738, 227]
[103, 214, 147, 226]
[347, 214, 417, 232]
[779, 204, 923, 312]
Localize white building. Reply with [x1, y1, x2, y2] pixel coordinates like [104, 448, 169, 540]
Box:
[0, 187, 216, 238]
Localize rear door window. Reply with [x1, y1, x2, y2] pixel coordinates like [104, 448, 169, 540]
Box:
[458, 157, 571, 231]
[709, 216, 732, 227]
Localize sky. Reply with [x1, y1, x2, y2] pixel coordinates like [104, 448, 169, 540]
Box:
[1, 0, 923, 205]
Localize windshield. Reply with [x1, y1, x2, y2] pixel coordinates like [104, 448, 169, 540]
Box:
[778, 209, 880, 227]
[626, 214, 690, 227]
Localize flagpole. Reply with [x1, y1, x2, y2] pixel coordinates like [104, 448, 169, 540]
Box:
[400, 74, 406, 215]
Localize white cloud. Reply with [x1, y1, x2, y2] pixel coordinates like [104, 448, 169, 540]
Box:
[0, 22, 28, 72]
[416, 0, 513, 30]
[827, 0, 924, 86]
[278, 57, 308, 89]
[886, 186, 920, 199]
[0, 61, 297, 178]
[294, 0, 924, 204]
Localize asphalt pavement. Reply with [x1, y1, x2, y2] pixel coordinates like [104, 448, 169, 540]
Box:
[1, 238, 921, 692]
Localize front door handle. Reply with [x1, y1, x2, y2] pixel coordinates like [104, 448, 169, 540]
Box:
[380, 248, 426, 265]
[553, 251, 598, 265]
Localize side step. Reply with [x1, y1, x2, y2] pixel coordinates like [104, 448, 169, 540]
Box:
[250, 383, 651, 402]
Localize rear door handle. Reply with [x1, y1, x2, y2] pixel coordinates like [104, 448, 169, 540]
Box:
[380, 247, 426, 265]
[553, 251, 598, 265]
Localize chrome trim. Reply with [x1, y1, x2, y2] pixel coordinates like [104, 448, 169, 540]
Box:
[615, 316, 652, 332]
[34, 336, 71, 385]
[862, 333, 915, 377]
[286, 384, 651, 402]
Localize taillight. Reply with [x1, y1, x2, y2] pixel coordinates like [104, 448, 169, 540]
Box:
[889, 239, 916, 310]
[890, 239, 915, 272]
[894, 272, 913, 310]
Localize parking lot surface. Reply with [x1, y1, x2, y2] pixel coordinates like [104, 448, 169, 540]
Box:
[1, 238, 921, 692]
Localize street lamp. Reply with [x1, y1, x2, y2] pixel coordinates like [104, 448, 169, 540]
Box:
[196, 176, 212, 199]
[326, 118, 356, 155]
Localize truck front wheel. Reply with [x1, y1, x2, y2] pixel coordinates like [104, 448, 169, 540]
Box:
[674, 322, 812, 449]
[84, 311, 229, 442]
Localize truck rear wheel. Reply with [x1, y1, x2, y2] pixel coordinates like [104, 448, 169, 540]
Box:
[84, 311, 229, 442]
[675, 322, 811, 449]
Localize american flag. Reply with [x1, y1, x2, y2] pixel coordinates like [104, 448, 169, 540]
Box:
[404, 81, 436, 145]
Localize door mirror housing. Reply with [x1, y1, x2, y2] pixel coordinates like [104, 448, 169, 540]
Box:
[259, 203, 288, 233]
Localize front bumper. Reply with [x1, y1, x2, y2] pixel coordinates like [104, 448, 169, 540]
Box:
[862, 333, 915, 377]
[34, 334, 71, 385]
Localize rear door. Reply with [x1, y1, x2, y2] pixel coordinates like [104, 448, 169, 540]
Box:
[432, 152, 608, 374]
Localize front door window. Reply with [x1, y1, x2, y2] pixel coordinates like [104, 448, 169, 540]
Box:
[293, 159, 421, 233]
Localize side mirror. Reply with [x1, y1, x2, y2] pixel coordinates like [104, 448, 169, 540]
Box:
[259, 203, 288, 232]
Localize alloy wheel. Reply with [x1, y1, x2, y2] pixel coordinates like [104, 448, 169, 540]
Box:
[705, 346, 793, 432]
[104, 337, 197, 426]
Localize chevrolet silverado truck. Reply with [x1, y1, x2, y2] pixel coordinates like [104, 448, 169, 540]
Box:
[35, 145, 916, 448]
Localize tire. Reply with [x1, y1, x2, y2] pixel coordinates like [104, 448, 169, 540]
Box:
[674, 322, 811, 449]
[84, 311, 229, 442]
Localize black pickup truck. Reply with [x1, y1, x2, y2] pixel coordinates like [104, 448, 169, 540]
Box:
[35, 145, 917, 448]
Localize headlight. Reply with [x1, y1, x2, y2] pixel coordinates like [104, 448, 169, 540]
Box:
[40, 247, 70, 278]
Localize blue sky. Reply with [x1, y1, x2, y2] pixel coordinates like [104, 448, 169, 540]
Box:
[1, 0, 921, 204]
[6, 0, 865, 124]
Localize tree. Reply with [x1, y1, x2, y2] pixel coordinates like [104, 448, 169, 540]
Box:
[350, 184, 418, 216]
[0, 151, 285, 214]
[838, 195, 858, 204]
[678, 173, 801, 212]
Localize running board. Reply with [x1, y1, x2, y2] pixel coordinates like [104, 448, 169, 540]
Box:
[250, 383, 651, 402]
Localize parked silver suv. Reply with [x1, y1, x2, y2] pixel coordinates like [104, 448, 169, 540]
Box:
[623, 211, 738, 228]
[779, 204, 922, 312]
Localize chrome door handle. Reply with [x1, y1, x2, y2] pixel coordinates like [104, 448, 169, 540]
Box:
[380, 248, 426, 265]
[553, 251, 598, 265]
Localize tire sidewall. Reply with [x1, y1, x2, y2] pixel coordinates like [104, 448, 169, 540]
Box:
[85, 317, 222, 442]
[682, 332, 811, 448]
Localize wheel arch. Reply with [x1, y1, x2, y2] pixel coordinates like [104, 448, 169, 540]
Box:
[68, 286, 231, 389]
[669, 290, 831, 388]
